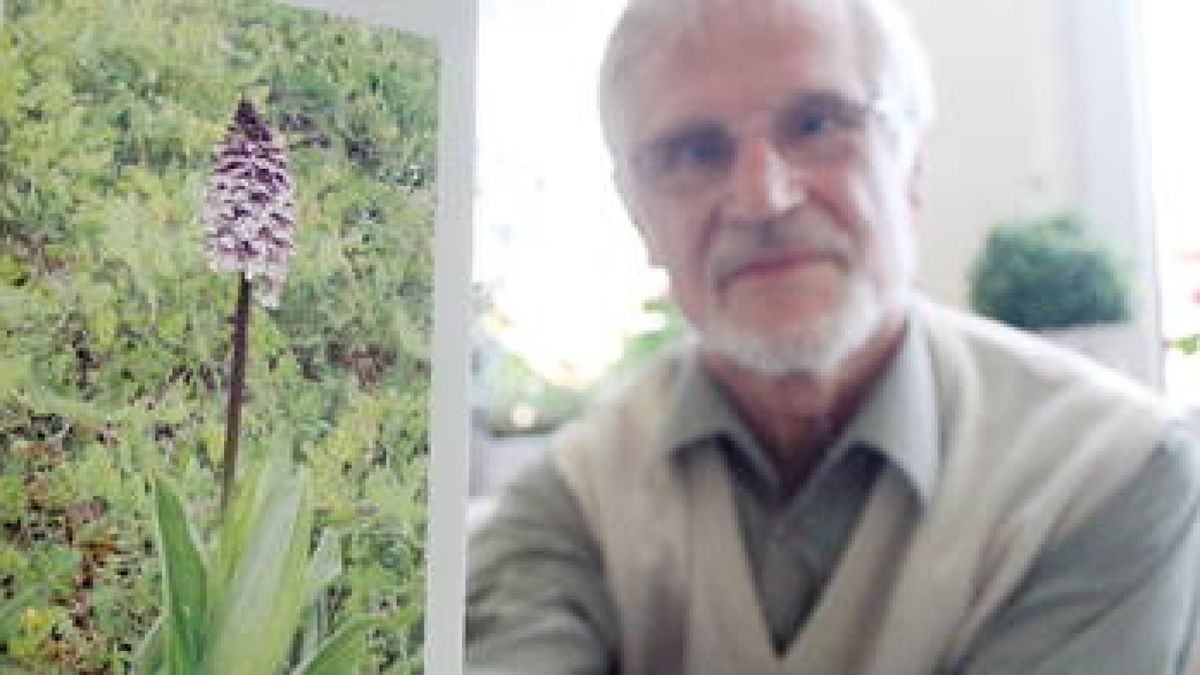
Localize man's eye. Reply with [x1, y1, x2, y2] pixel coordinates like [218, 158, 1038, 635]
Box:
[788, 111, 840, 138]
[662, 128, 732, 169]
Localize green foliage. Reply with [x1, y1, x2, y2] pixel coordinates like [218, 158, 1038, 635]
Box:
[146, 456, 381, 675]
[1, 0, 435, 671]
[291, 614, 388, 675]
[968, 213, 1132, 331]
[1175, 334, 1200, 356]
[608, 299, 687, 375]
[152, 475, 208, 673]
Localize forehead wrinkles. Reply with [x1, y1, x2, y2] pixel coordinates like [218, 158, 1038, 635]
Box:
[610, 0, 872, 148]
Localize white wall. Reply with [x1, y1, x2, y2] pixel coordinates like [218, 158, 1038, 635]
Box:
[901, 0, 1074, 307]
[1062, 0, 1161, 387]
[899, 0, 1160, 385]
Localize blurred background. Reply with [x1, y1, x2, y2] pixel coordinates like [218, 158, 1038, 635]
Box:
[470, 0, 1200, 499]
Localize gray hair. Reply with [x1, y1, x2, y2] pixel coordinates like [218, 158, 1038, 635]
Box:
[596, 0, 936, 155]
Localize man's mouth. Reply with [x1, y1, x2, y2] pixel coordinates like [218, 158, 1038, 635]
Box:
[723, 251, 842, 286]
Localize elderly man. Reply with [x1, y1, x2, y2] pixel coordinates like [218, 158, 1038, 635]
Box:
[466, 0, 1200, 672]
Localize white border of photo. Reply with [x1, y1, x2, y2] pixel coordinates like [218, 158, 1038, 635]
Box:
[277, 2, 474, 672]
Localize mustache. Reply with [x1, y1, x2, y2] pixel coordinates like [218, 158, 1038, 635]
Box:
[707, 218, 856, 286]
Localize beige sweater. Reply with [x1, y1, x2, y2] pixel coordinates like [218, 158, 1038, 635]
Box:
[550, 302, 1172, 675]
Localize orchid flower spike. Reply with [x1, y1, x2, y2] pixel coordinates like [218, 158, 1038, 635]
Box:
[202, 98, 296, 308]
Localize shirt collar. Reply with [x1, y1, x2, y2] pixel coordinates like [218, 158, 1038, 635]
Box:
[658, 311, 941, 505]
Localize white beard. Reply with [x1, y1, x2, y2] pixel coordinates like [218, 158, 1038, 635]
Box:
[693, 273, 906, 377]
[678, 205, 918, 377]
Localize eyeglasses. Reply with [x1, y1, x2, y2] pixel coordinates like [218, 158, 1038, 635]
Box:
[629, 92, 888, 196]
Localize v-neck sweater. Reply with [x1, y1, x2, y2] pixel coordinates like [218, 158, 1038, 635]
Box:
[549, 300, 1173, 674]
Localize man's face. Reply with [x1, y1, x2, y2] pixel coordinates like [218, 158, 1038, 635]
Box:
[612, 2, 922, 375]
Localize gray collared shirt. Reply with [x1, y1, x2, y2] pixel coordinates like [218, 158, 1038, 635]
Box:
[466, 326, 1200, 674]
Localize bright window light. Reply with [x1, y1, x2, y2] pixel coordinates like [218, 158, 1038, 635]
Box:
[474, 0, 665, 389]
[1144, 3, 1200, 405]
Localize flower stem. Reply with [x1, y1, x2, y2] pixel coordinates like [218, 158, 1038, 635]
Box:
[220, 275, 252, 518]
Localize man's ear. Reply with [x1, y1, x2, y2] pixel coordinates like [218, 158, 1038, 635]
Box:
[614, 166, 665, 267]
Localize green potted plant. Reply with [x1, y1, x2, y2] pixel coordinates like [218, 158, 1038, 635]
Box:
[968, 212, 1139, 377]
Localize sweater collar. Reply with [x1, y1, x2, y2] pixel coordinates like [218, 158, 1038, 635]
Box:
[661, 307, 941, 505]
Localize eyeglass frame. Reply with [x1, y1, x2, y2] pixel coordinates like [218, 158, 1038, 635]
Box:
[625, 90, 897, 197]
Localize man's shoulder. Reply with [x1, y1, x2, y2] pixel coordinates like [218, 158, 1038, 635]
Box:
[542, 343, 700, 537]
[913, 300, 1187, 540]
[917, 299, 1165, 410]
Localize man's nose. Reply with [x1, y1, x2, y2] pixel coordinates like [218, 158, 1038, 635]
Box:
[724, 135, 805, 224]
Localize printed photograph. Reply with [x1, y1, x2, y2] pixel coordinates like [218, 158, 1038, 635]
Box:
[1, 0, 436, 672]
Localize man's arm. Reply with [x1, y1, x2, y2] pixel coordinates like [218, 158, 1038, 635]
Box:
[957, 422, 1200, 674]
[465, 454, 619, 675]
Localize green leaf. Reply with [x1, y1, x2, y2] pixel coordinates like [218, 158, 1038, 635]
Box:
[303, 529, 342, 612]
[291, 615, 386, 675]
[1176, 335, 1200, 356]
[134, 615, 164, 675]
[205, 455, 314, 675]
[199, 421, 226, 472]
[152, 474, 208, 675]
[0, 587, 42, 626]
[208, 448, 283, 611]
